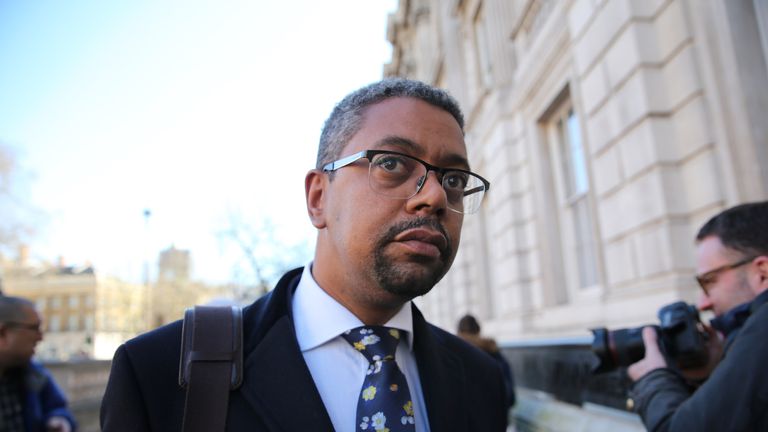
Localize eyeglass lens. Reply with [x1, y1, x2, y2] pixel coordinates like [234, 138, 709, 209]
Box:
[367, 152, 485, 214]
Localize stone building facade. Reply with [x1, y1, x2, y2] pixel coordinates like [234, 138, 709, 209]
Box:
[385, 0, 768, 341]
[1, 257, 146, 360]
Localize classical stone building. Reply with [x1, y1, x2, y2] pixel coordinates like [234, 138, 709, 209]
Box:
[150, 245, 234, 327]
[385, 0, 767, 341]
[1, 253, 146, 360]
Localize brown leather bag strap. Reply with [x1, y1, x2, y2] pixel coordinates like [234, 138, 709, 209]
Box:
[179, 305, 243, 432]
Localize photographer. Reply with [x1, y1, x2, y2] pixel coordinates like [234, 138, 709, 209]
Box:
[628, 201, 768, 431]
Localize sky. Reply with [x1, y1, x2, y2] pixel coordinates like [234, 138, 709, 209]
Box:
[0, 0, 398, 284]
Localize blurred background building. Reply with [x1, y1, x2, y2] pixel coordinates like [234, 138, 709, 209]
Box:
[0, 244, 232, 361]
[386, 0, 767, 341]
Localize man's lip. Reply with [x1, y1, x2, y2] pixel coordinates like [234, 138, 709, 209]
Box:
[393, 228, 447, 253]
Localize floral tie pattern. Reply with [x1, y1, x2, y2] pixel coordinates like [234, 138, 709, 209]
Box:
[342, 326, 416, 432]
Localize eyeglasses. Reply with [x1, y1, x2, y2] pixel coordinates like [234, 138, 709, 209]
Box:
[4, 321, 43, 332]
[322, 150, 490, 214]
[695, 256, 756, 294]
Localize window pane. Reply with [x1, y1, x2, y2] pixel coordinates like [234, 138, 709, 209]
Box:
[50, 316, 60, 332]
[553, 104, 600, 291]
[567, 110, 589, 195]
[573, 198, 599, 288]
[68, 316, 79, 331]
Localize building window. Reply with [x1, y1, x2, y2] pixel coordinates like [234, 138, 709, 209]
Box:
[543, 93, 601, 292]
[69, 295, 79, 308]
[473, 6, 493, 89]
[49, 316, 60, 332]
[755, 0, 768, 74]
[51, 296, 61, 309]
[68, 316, 79, 331]
[36, 298, 46, 311]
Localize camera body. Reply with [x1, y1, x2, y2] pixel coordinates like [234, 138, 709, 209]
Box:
[591, 301, 709, 373]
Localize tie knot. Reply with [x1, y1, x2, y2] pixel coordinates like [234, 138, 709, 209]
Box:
[341, 326, 403, 363]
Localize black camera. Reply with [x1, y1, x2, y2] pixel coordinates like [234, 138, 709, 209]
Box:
[590, 301, 709, 373]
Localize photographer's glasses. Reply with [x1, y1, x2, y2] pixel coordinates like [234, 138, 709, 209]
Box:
[322, 150, 490, 215]
[695, 255, 756, 294]
[4, 321, 43, 333]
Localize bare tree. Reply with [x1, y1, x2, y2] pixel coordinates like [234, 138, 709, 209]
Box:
[218, 210, 311, 303]
[0, 143, 41, 257]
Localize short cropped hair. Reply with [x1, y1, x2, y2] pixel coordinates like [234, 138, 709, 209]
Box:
[696, 201, 768, 257]
[457, 314, 481, 335]
[316, 78, 465, 169]
[0, 296, 35, 323]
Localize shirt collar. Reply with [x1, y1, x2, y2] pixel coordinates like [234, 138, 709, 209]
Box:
[292, 263, 414, 352]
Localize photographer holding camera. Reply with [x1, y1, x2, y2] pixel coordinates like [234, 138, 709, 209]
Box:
[627, 201, 768, 431]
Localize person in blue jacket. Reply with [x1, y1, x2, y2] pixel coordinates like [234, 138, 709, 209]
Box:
[0, 295, 76, 431]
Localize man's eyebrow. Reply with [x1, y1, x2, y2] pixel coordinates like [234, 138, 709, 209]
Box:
[374, 136, 470, 168]
[374, 136, 420, 152]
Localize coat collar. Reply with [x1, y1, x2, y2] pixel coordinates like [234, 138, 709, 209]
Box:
[237, 267, 469, 431]
[238, 267, 334, 431]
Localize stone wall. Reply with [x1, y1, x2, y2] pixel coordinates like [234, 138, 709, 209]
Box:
[46, 360, 112, 432]
[386, 0, 768, 342]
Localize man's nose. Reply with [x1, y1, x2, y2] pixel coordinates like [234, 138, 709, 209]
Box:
[409, 171, 447, 213]
[697, 293, 713, 311]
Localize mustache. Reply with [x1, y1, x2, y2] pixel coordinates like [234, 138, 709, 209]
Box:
[379, 217, 451, 258]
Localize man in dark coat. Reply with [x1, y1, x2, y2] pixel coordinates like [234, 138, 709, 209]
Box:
[628, 201, 768, 431]
[100, 78, 508, 432]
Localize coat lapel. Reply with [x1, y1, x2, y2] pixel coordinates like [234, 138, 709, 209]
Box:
[239, 315, 334, 431]
[233, 269, 468, 432]
[236, 268, 335, 431]
[412, 305, 468, 432]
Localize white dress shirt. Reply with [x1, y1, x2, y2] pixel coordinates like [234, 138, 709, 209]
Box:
[291, 264, 430, 432]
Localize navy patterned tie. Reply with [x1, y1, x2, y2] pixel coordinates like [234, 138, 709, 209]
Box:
[342, 326, 416, 432]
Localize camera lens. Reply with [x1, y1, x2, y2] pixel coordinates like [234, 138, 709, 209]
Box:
[591, 326, 649, 373]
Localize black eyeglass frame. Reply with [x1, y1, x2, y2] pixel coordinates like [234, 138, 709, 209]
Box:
[695, 255, 757, 294]
[322, 149, 490, 213]
[3, 321, 43, 332]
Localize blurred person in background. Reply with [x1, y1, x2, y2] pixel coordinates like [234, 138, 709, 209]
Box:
[457, 314, 516, 409]
[0, 296, 76, 432]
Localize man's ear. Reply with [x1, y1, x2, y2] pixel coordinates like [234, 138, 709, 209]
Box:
[753, 255, 768, 294]
[305, 169, 328, 229]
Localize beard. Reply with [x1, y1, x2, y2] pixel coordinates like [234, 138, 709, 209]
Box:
[371, 217, 455, 299]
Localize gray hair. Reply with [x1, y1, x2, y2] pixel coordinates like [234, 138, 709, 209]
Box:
[316, 78, 465, 169]
[0, 296, 35, 322]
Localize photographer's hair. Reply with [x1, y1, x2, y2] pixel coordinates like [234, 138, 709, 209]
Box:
[0, 296, 35, 323]
[696, 201, 768, 257]
[316, 77, 465, 170]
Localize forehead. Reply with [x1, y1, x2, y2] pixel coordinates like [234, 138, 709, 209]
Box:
[696, 236, 737, 271]
[19, 306, 38, 321]
[348, 97, 467, 165]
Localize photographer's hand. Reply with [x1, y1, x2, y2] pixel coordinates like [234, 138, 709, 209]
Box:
[678, 324, 723, 382]
[628, 326, 667, 381]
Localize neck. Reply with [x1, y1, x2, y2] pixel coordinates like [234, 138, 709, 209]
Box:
[310, 257, 409, 326]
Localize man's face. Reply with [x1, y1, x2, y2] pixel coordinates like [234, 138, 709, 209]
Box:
[695, 236, 757, 316]
[0, 306, 43, 367]
[311, 97, 467, 309]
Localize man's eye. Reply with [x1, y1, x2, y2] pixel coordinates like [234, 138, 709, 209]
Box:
[444, 172, 468, 190]
[375, 156, 406, 172]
